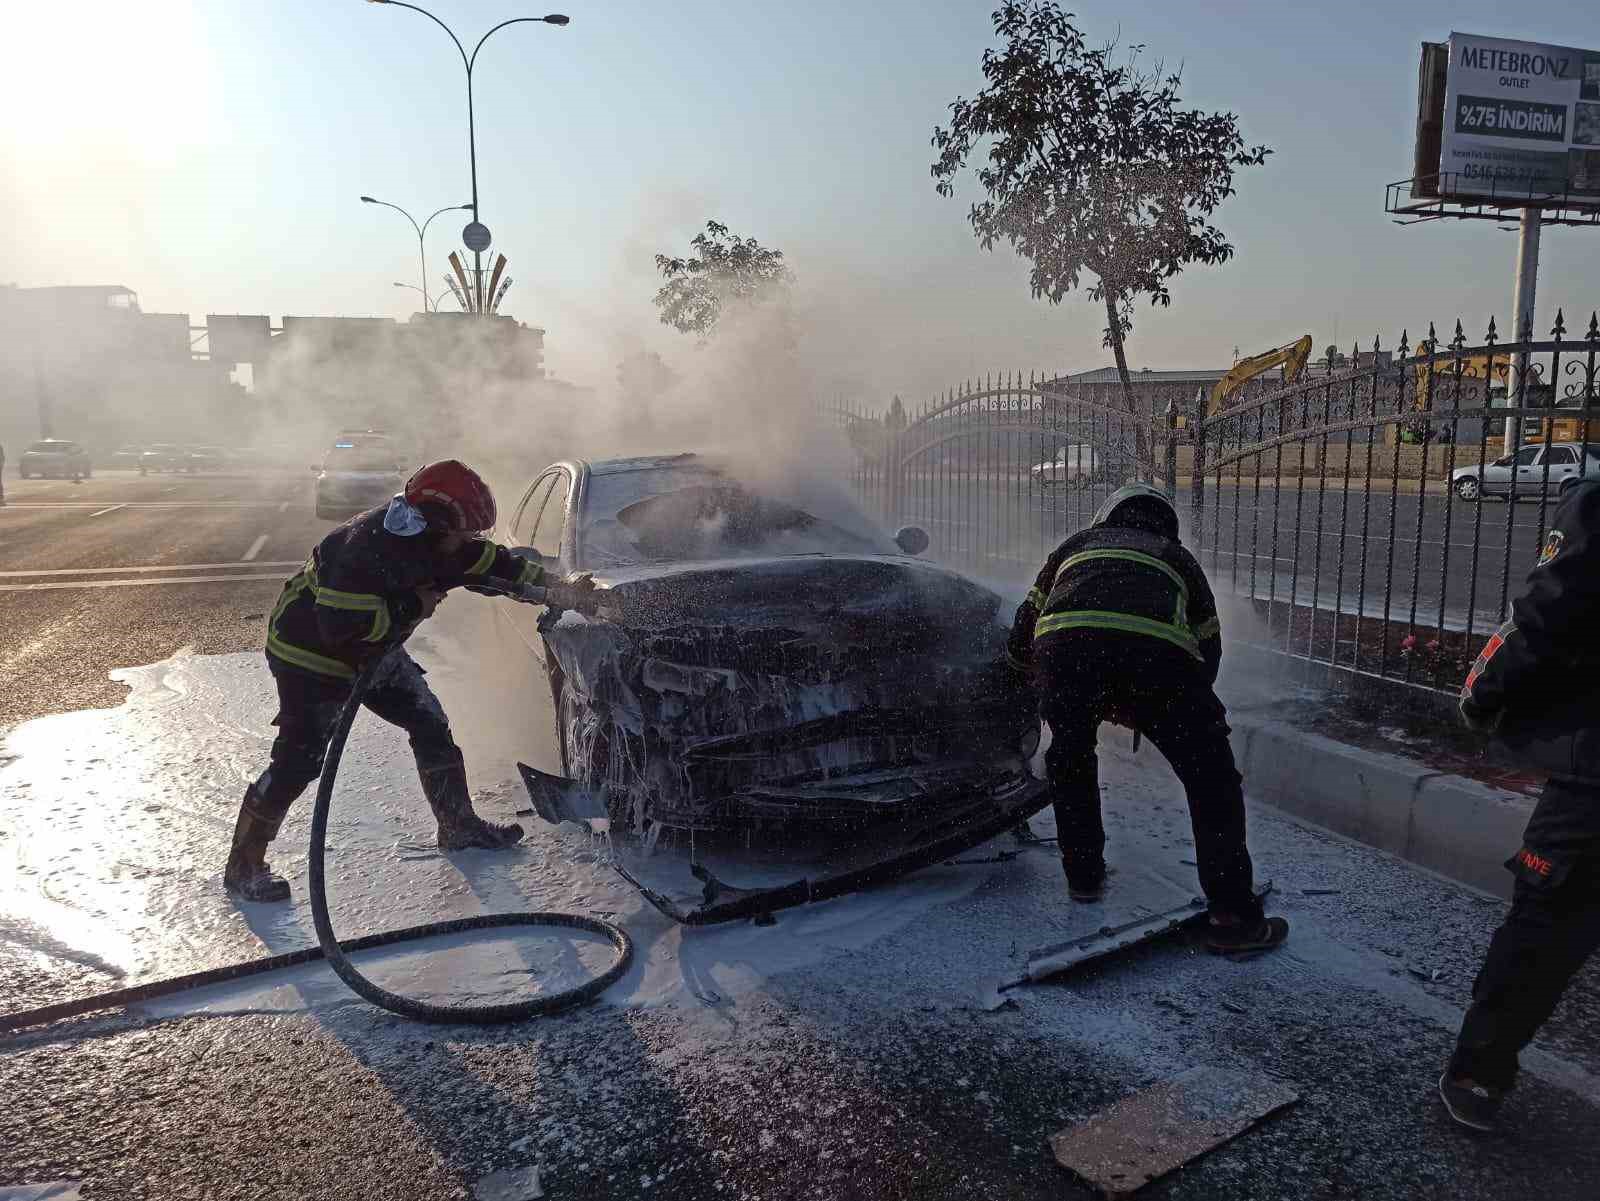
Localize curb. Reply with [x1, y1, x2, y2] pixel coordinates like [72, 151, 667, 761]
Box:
[1225, 715, 1530, 899]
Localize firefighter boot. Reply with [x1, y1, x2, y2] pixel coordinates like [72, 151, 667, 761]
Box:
[223, 791, 291, 903]
[421, 757, 524, 851]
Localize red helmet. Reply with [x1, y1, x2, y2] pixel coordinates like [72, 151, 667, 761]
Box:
[403, 460, 497, 532]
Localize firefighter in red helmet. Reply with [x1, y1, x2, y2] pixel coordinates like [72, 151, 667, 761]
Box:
[224, 460, 601, 902]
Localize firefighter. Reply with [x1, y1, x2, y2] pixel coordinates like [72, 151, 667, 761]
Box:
[1007, 483, 1287, 955]
[224, 459, 600, 903]
[1442, 479, 1600, 1131]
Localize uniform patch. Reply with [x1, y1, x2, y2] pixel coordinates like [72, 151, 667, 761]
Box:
[1537, 529, 1565, 567]
[1506, 845, 1572, 890]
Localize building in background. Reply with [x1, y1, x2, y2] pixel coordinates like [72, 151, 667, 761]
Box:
[0, 284, 241, 455]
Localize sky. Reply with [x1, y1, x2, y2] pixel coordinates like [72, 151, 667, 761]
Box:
[2, 0, 1599, 404]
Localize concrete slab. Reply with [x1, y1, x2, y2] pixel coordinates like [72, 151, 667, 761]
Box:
[1049, 1065, 1299, 1197]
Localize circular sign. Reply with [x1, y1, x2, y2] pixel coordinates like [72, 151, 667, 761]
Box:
[462, 221, 492, 253]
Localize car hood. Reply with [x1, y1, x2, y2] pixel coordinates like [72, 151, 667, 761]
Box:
[584, 553, 1002, 642]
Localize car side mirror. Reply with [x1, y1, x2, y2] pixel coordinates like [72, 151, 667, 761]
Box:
[894, 526, 930, 556]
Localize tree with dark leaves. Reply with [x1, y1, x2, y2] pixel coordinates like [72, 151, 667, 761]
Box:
[653, 220, 792, 340]
[930, 1, 1270, 472]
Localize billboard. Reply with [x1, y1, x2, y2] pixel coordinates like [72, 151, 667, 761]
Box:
[1437, 32, 1600, 201]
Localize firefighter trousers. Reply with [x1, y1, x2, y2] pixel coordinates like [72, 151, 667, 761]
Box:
[243, 649, 461, 834]
[1035, 631, 1262, 924]
[1450, 776, 1600, 1090]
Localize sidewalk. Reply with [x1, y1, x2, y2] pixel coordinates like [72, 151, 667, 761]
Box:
[1214, 658, 1534, 899]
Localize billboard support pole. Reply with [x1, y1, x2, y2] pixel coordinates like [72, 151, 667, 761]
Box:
[1506, 206, 1542, 454]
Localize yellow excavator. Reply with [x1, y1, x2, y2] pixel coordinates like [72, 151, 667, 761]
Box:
[1206, 335, 1314, 416]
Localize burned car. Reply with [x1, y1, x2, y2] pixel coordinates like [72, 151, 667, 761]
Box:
[499, 454, 1047, 922]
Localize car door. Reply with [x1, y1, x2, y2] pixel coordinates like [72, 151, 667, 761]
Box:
[502, 468, 572, 664]
[1537, 446, 1577, 495]
[1496, 445, 1541, 496]
[500, 473, 559, 658]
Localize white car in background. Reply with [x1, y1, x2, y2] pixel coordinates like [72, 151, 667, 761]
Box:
[313, 438, 406, 521]
[1450, 442, 1600, 502]
[1030, 443, 1102, 490]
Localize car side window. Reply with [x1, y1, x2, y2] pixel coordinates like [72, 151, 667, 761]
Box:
[530, 472, 571, 563]
[1543, 447, 1575, 465]
[513, 476, 557, 547]
[1513, 447, 1541, 467]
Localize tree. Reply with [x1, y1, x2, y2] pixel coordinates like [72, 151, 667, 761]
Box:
[653, 220, 792, 339]
[930, 1, 1270, 473]
[617, 350, 678, 399]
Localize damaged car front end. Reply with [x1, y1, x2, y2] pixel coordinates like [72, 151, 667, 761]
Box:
[502, 456, 1047, 923]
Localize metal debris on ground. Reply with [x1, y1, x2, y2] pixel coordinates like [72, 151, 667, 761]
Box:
[1302, 887, 1341, 896]
[1049, 1065, 1299, 1197]
[473, 1163, 544, 1201]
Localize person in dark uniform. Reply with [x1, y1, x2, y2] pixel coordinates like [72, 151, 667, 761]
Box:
[1443, 479, 1600, 1131]
[1006, 483, 1288, 955]
[224, 459, 602, 902]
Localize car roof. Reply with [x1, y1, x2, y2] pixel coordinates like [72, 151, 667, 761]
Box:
[587, 453, 702, 476]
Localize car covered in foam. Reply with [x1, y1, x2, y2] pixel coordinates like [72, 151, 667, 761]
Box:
[497, 454, 1046, 922]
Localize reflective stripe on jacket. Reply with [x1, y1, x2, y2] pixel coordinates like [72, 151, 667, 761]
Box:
[266, 505, 543, 679]
[1008, 525, 1222, 680]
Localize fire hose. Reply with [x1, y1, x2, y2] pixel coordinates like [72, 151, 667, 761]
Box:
[0, 581, 632, 1035]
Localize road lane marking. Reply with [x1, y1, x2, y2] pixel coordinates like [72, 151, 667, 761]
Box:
[0, 574, 286, 592]
[242, 534, 269, 562]
[0, 561, 302, 579]
[88, 505, 127, 517]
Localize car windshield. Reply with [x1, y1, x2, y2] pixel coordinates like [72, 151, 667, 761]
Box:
[581, 466, 890, 567]
[326, 448, 398, 472]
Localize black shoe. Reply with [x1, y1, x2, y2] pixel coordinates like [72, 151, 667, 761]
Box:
[1062, 860, 1106, 903]
[1206, 915, 1289, 955]
[1438, 1072, 1503, 1132]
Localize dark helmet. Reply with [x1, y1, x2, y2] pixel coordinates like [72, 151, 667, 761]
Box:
[403, 460, 497, 532]
[1092, 482, 1179, 539]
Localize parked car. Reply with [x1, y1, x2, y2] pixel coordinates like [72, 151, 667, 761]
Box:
[109, 445, 145, 470]
[18, 439, 92, 479]
[1450, 442, 1600, 501]
[313, 440, 405, 520]
[140, 443, 188, 474]
[1030, 443, 1103, 490]
[500, 453, 1045, 924]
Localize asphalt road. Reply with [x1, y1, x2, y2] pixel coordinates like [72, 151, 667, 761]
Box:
[894, 476, 1557, 631]
[0, 469, 328, 732]
[3, 467, 1598, 1199]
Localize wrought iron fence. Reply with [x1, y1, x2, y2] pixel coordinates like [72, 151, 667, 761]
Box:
[827, 311, 1600, 701]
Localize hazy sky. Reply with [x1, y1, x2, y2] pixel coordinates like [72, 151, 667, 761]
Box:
[3, 1, 1599, 402]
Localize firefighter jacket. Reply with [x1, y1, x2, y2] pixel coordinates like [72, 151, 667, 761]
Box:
[266, 505, 543, 680]
[1007, 524, 1222, 683]
[1461, 480, 1600, 776]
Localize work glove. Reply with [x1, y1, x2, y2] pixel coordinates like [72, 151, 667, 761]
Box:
[543, 573, 620, 619]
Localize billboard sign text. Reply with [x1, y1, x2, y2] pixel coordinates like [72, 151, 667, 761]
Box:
[1439, 32, 1600, 199]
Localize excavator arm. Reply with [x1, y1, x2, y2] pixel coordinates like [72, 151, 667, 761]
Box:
[1207, 335, 1314, 416]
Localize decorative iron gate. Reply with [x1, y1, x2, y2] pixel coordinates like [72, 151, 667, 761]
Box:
[830, 313, 1600, 699]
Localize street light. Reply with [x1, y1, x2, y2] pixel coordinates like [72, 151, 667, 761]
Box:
[367, 2, 570, 312]
[393, 282, 445, 311]
[359, 196, 470, 312]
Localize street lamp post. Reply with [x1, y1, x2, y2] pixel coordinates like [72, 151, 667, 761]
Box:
[393, 282, 443, 311]
[359, 196, 471, 312]
[367, 2, 569, 313]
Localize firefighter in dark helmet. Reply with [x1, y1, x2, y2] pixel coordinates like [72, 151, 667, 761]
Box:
[224, 459, 605, 903]
[1442, 479, 1600, 1132]
[1006, 483, 1287, 955]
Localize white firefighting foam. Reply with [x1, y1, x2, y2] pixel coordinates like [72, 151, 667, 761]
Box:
[0, 643, 1005, 1022]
